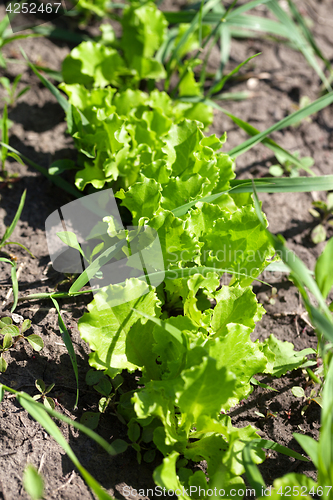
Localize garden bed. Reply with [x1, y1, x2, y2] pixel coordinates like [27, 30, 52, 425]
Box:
[0, 0, 333, 498]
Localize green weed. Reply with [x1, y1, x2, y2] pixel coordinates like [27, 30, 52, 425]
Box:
[309, 193, 333, 244]
[0, 317, 43, 373]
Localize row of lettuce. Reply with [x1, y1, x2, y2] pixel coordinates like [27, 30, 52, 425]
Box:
[2, 1, 333, 498]
[48, 6, 329, 496]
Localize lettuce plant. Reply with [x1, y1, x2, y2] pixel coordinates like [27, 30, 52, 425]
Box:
[62, 2, 168, 88]
[59, 85, 213, 191]
[72, 118, 315, 495]
[54, 1, 213, 192]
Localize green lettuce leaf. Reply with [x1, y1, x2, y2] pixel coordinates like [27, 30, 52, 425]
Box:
[62, 42, 130, 88]
[78, 279, 161, 377]
[207, 324, 267, 409]
[201, 205, 275, 284]
[262, 334, 315, 377]
[211, 285, 263, 335]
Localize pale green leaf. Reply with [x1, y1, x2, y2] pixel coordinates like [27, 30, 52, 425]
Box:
[26, 335, 44, 352]
[23, 465, 44, 500]
[263, 334, 314, 377]
[315, 237, 333, 299]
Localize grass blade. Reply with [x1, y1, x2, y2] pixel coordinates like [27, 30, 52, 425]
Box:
[293, 434, 319, 469]
[166, 0, 220, 75]
[226, 0, 271, 20]
[0, 142, 82, 198]
[318, 360, 333, 485]
[212, 91, 251, 100]
[0, 14, 10, 38]
[163, 0, 272, 24]
[208, 53, 261, 97]
[1, 34, 41, 48]
[155, 27, 178, 65]
[207, 91, 333, 158]
[287, 0, 332, 75]
[1, 189, 26, 246]
[216, 23, 231, 83]
[10, 261, 18, 312]
[15, 393, 115, 500]
[51, 297, 79, 409]
[226, 14, 289, 37]
[20, 49, 69, 113]
[22, 267, 271, 306]
[266, 0, 331, 92]
[211, 103, 314, 174]
[171, 175, 333, 218]
[68, 240, 126, 294]
[3, 241, 35, 258]
[31, 25, 91, 44]
[1, 383, 127, 455]
[242, 442, 266, 497]
[243, 438, 309, 497]
[1, 104, 8, 170]
[230, 176, 333, 193]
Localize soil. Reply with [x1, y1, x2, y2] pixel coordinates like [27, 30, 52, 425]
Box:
[0, 0, 333, 498]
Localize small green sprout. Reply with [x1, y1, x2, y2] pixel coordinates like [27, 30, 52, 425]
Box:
[291, 385, 323, 415]
[262, 286, 278, 305]
[0, 190, 34, 311]
[0, 190, 34, 258]
[292, 365, 323, 415]
[54, 231, 105, 289]
[255, 409, 278, 420]
[1, 104, 22, 183]
[309, 192, 333, 244]
[80, 370, 124, 430]
[33, 379, 56, 410]
[0, 74, 30, 108]
[269, 150, 314, 178]
[0, 317, 43, 372]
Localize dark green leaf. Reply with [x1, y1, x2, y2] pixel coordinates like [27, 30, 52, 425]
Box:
[80, 412, 100, 430]
[85, 369, 104, 386]
[35, 380, 46, 393]
[93, 377, 112, 397]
